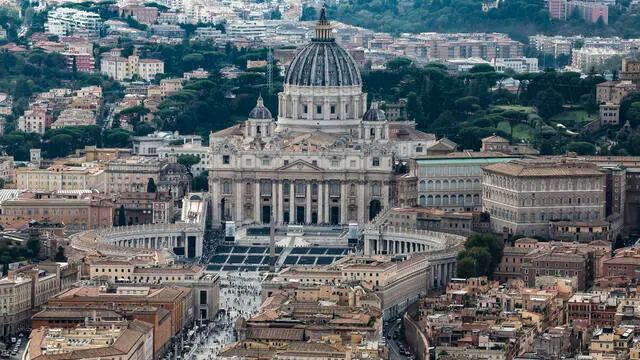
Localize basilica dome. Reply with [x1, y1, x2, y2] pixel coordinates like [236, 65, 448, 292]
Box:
[284, 8, 361, 87]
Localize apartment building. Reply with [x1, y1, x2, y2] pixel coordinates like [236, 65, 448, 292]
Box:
[572, 48, 626, 72]
[18, 109, 47, 135]
[44, 8, 103, 37]
[17, 164, 104, 192]
[482, 159, 606, 238]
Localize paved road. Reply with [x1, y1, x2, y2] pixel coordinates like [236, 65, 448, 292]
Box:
[385, 321, 409, 360]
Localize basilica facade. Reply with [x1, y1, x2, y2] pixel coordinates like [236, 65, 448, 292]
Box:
[208, 10, 437, 227]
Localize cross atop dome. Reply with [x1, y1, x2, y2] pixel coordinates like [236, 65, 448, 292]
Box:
[313, 6, 334, 42]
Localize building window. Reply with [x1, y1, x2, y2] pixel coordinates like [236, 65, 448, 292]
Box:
[223, 182, 231, 194]
[296, 182, 305, 195]
[316, 105, 322, 114]
[330, 105, 336, 114]
[222, 155, 230, 164]
[372, 183, 381, 196]
[372, 157, 380, 167]
[303, 104, 308, 113]
[284, 160, 289, 166]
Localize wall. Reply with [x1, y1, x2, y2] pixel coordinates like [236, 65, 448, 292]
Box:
[403, 306, 429, 360]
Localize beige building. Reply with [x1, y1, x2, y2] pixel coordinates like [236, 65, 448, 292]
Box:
[0, 156, 15, 184]
[25, 320, 154, 360]
[0, 263, 80, 337]
[17, 164, 104, 191]
[89, 261, 220, 321]
[159, 78, 183, 97]
[101, 55, 164, 81]
[482, 159, 606, 237]
[104, 157, 164, 194]
[596, 80, 637, 126]
[263, 254, 430, 319]
[18, 109, 47, 135]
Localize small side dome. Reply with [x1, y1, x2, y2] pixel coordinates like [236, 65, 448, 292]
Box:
[362, 102, 386, 122]
[248, 95, 272, 119]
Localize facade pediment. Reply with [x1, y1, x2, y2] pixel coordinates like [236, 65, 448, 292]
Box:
[277, 159, 323, 172]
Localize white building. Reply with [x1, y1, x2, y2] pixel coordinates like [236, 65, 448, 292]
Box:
[18, 109, 47, 135]
[492, 57, 539, 73]
[225, 20, 267, 39]
[45, 8, 103, 37]
[571, 48, 627, 72]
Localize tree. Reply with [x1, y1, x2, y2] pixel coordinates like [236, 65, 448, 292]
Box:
[147, 178, 157, 192]
[177, 154, 201, 172]
[535, 87, 564, 119]
[118, 205, 126, 226]
[300, 5, 317, 20]
[192, 171, 209, 192]
[566, 141, 596, 155]
[54, 246, 66, 262]
[386, 57, 412, 70]
[456, 233, 503, 279]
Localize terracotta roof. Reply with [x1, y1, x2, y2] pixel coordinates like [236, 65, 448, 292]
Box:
[483, 160, 603, 177]
[32, 309, 123, 320]
[388, 125, 436, 141]
[246, 327, 305, 341]
[482, 135, 509, 143]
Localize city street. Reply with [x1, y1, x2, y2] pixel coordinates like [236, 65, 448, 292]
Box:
[386, 320, 411, 360]
[191, 271, 263, 359]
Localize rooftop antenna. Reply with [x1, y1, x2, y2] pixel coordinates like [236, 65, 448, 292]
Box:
[267, 46, 273, 104]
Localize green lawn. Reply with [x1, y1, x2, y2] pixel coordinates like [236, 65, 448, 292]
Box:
[497, 121, 534, 140]
[550, 110, 597, 125]
[494, 105, 537, 114]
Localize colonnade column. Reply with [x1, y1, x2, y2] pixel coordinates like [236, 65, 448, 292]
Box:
[305, 182, 312, 224]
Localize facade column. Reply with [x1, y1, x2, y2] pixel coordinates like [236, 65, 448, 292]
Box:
[324, 182, 330, 224]
[254, 182, 260, 224]
[235, 181, 242, 222]
[340, 182, 347, 224]
[292, 96, 298, 120]
[382, 181, 390, 210]
[211, 180, 220, 224]
[305, 182, 312, 224]
[277, 182, 283, 224]
[357, 182, 366, 224]
[289, 182, 295, 224]
[364, 237, 371, 255]
[317, 181, 324, 223]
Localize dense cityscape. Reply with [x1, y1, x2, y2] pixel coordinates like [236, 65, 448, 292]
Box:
[0, 0, 638, 359]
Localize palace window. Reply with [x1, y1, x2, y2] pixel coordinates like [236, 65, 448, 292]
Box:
[222, 155, 230, 164]
[372, 157, 380, 167]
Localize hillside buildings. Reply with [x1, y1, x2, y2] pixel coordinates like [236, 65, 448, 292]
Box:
[44, 8, 103, 37]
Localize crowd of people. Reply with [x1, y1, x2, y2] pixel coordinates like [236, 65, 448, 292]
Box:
[193, 271, 263, 359]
